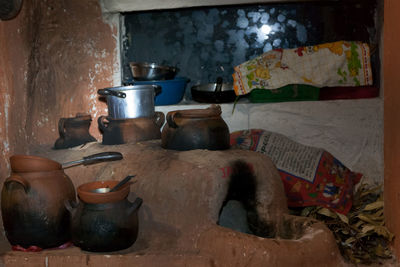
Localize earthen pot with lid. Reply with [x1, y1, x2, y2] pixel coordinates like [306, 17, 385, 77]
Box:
[66, 180, 143, 252]
[1, 155, 76, 249]
[161, 105, 230, 151]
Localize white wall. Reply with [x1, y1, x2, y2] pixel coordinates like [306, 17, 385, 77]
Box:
[157, 98, 383, 185]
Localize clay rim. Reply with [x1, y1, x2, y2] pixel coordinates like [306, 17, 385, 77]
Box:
[77, 180, 130, 204]
[10, 155, 62, 172]
[169, 105, 222, 119]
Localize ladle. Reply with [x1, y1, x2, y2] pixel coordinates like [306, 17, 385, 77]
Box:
[62, 152, 123, 169]
[92, 175, 136, 193]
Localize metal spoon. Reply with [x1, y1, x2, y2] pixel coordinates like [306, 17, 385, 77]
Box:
[92, 175, 136, 193]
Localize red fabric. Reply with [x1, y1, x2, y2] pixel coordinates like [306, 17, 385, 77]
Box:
[319, 86, 379, 100]
[279, 151, 362, 214]
[230, 129, 362, 214]
[12, 241, 73, 252]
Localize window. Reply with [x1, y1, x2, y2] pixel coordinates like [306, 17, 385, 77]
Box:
[122, 0, 380, 100]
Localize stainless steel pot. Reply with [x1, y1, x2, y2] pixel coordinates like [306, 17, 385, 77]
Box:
[98, 85, 161, 119]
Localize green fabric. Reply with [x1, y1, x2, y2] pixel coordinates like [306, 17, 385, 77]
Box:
[249, 84, 320, 103]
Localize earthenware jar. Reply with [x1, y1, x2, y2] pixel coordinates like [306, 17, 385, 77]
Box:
[54, 113, 96, 149]
[161, 105, 230, 150]
[1, 155, 76, 249]
[66, 180, 143, 252]
[98, 112, 165, 145]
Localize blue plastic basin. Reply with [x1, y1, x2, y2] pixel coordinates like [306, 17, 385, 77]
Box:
[133, 77, 188, 106]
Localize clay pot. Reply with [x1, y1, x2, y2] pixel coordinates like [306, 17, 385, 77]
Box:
[10, 154, 62, 172]
[98, 112, 165, 145]
[77, 180, 131, 204]
[66, 180, 142, 252]
[161, 105, 230, 151]
[54, 113, 96, 149]
[1, 156, 76, 248]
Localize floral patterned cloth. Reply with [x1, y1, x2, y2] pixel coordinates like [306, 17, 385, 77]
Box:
[233, 41, 373, 95]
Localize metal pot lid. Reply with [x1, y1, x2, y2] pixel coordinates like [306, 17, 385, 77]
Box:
[191, 83, 234, 92]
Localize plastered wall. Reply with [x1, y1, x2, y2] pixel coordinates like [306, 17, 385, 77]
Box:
[384, 0, 400, 259]
[0, 4, 30, 176]
[0, 0, 119, 176]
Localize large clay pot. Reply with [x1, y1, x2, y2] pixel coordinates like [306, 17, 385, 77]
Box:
[98, 112, 165, 145]
[66, 180, 143, 252]
[161, 105, 230, 151]
[1, 156, 76, 248]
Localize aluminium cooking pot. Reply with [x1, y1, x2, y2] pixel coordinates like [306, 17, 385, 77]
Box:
[98, 85, 161, 119]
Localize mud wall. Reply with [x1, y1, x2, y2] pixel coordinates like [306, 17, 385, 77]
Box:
[0, 3, 30, 176]
[22, 0, 117, 144]
[0, 0, 117, 176]
[384, 0, 400, 259]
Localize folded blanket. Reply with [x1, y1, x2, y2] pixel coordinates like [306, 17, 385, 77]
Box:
[233, 41, 373, 95]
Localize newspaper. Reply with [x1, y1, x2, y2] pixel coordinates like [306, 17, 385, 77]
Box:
[256, 131, 323, 183]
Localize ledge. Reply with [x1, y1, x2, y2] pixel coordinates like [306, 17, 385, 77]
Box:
[156, 98, 383, 185]
[99, 0, 337, 13]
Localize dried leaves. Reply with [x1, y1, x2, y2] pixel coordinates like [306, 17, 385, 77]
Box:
[290, 183, 393, 265]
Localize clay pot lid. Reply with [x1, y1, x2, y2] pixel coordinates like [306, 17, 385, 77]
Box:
[10, 155, 62, 173]
[77, 180, 130, 204]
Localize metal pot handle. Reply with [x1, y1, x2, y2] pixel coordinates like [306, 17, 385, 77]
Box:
[215, 77, 223, 93]
[58, 118, 67, 138]
[126, 197, 143, 216]
[155, 112, 165, 128]
[98, 89, 126, 98]
[5, 174, 29, 192]
[98, 116, 110, 132]
[153, 85, 162, 96]
[64, 199, 78, 217]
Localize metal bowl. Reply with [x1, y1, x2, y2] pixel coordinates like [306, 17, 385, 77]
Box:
[129, 62, 177, 81]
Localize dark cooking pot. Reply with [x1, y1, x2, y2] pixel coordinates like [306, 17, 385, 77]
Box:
[1, 153, 123, 249]
[66, 180, 143, 252]
[98, 112, 165, 145]
[54, 113, 96, 149]
[191, 83, 236, 103]
[161, 105, 230, 151]
[1, 170, 75, 249]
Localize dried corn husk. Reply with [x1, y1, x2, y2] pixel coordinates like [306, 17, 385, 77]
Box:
[289, 183, 393, 265]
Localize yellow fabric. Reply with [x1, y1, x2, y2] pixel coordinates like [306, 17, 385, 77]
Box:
[233, 41, 373, 96]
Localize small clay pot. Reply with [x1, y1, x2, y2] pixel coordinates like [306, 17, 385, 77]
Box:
[77, 180, 130, 204]
[98, 112, 165, 145]
[1, 168, 76, 248]
[66, 180, 142, 252]
[54, 113, 96, 149]
[161, 105, 230, 151]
